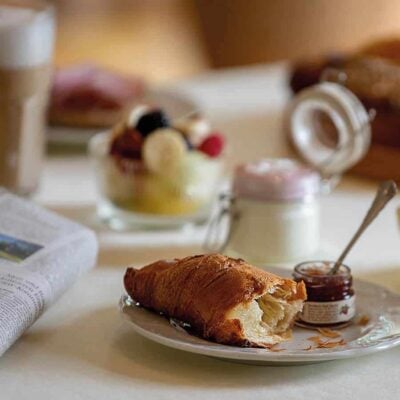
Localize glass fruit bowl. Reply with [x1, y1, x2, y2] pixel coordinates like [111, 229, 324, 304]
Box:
[89, 107, 225, 230]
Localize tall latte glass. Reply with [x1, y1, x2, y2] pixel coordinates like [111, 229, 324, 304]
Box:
[0, 0, 54, 194]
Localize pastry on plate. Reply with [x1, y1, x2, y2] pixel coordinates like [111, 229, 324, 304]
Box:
[124, 254, 306, 348]
[49, 64, 146, 128]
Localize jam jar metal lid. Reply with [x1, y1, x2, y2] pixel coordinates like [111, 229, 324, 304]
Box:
[285, 82, 371, 177]
[233, 158, 320, 201]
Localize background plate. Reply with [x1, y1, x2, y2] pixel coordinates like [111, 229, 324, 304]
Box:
[47, 88, 198, 148]
[120, 266, 400, 365]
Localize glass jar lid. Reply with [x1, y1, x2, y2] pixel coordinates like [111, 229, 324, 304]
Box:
[233, 158, 320, 201]
[285, 82, 371, 177]
[293, 261, 352, 282]
[293, 261, 354, 303]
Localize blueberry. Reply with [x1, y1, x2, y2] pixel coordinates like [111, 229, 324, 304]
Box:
[136, 110, 170, 136]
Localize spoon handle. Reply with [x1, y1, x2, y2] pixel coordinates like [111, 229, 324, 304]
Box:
[331, 180, 398, 274]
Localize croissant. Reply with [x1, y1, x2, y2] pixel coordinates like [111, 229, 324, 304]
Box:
[124, 254, 306, 347]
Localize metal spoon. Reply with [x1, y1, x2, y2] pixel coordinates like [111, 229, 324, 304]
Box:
[330, 180, 398, 275]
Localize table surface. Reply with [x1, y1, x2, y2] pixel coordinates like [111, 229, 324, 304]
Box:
[1, 63, 400, 400]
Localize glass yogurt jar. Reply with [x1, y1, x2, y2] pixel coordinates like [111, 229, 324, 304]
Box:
[89, 107, 225, 230]
[223, 158, 321, 264]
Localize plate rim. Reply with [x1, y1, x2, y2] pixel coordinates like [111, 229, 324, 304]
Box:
[47, 87, 198, 145]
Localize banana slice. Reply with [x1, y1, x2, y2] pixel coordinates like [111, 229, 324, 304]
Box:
[143, 128, 187, 176]
[127, 104, 151, 128]
[174, 115, 210, 146]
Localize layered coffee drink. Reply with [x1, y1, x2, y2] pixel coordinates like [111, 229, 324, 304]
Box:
[0, 1, 54, 194]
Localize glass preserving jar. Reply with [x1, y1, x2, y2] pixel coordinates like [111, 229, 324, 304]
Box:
[286, 80, 372, 182]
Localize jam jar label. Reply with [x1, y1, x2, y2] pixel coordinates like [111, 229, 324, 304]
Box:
[299, 296, 356, 325]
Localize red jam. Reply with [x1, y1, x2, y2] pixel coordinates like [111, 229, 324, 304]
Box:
[293, 261, 356, 327]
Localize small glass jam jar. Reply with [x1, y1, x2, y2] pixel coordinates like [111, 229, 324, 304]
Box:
[293, 261, 356, 327]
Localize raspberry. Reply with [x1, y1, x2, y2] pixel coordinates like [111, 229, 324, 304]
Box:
[198, 133, 225, 157]
[110, 128, 143, 159]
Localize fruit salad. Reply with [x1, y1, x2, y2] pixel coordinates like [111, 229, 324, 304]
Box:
[90, 105, 225, 226]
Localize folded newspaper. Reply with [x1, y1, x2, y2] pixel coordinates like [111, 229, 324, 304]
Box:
[0, 189, 98, 356]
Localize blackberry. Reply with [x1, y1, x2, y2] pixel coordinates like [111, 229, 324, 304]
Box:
[136, 110, 170, 136]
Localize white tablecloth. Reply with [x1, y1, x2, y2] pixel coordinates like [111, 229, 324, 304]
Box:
[1, 63, 400, 400]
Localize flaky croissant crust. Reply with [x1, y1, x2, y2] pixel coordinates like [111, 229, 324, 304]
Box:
[124, 254, 306, 347]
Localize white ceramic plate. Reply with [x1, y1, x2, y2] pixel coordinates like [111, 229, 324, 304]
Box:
[119, 266, 400, 365]
[47, 88, 198, 147]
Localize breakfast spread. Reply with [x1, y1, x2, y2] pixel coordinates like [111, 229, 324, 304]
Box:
[293, 261, 356, 327]
[3, 0, 400, 380]
[124, 254, 307, 348]
[90, 106, 224, 226]
[122, 179, 398, 348]
[49, 64, 146, 127]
